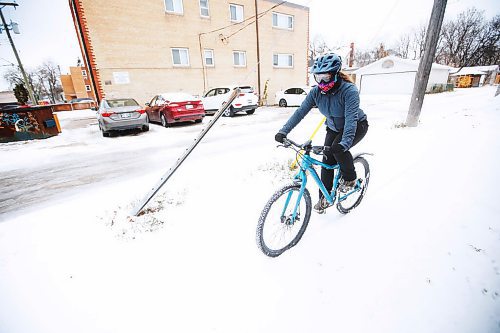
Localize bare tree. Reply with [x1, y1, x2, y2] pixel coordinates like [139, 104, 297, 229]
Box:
[37, 61, 62, 103]
[394, 34, 411, 58]
[410, 25, 427, 59]
[434, 8, 499, 67]
[4, 61, 63, 103]
[354, 49, 376, 67]
[309, 35, 334, 66]
[3, 66, 42, 100]
[3, 67, 24, 87]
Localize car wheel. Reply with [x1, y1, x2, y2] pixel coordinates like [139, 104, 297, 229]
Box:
[99, 123, 110, 137]
[194, 119, 202, 123]
[246, 109, 256, 115]
[142, 124, 149, 132]
[223, 106, 234, 117]
[161, 113, 169, 127]
[279, 99, 287, 107]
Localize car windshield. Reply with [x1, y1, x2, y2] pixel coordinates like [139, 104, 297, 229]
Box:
[106, 99, 139, 108]
[237, 86, 254, 93]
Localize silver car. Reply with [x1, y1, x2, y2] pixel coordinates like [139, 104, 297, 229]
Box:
[96, 98, 149, 137]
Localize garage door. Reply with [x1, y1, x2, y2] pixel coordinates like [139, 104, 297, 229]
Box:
[359, 72, 417, 94]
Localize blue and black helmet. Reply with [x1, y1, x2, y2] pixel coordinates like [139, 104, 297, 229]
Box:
[311, 53, 342, 74]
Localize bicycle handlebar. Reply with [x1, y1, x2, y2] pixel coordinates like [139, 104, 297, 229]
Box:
[281, 138, 326, 155]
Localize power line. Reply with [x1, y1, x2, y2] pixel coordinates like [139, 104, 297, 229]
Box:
[200, 1, 287, 37]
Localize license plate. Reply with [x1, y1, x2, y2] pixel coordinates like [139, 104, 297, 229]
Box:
[185, 104, 193, 109]
[247, 100, 252, 103]
[121, 113, 131, 118]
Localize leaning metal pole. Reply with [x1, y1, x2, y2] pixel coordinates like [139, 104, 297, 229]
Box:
[130, 88, 241, 216]
[0, 5, 37, 104]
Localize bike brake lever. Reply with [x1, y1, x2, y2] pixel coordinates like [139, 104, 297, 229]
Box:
[312, 146, 327, 155]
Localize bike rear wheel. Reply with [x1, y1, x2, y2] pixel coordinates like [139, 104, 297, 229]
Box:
[256, 184, 312, 257]
[336, 156, 370, 214]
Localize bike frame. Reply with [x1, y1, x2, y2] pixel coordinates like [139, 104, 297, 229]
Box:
[282, 150, 359, 224]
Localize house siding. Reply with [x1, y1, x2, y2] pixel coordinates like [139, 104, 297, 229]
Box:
[70, 0, 309, 105]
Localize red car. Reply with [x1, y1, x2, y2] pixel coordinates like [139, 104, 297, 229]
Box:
[145, 92, 205, 127]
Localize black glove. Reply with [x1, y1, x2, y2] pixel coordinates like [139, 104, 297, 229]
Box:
[275, 132, 287, 143]
[330, 143, 345, 153]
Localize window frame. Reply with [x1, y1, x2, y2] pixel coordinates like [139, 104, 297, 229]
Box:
[204, 49, 214, 67]
[229, 3, 244, 22]
[199, 0, 210, 17]
[232, 51, 247, 67]
[165, 0, 184, 15]
[171, 48, 190, 67]
[85, 85, 91, 92]
[204, 89, 217, 97]
[272, 12, 294, 30]
[273, 53, 294, 68]
[81, 69, 87, 78]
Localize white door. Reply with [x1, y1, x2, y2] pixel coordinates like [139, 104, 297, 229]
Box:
[359, 72, 416, 94]
[295, 88, 308, 105]
[202, 89, 218, 110]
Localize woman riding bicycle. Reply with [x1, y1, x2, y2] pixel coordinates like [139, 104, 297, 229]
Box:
[275, 53, 369, 214]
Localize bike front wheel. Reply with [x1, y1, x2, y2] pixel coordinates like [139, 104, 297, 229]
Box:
[336, 156, 370, 214]
[256, 184, 312, 257]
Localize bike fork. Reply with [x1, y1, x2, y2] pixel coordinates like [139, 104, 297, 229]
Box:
[280, 178, 307, 225]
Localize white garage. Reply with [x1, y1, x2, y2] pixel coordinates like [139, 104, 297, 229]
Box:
[353, 56, 452, 94]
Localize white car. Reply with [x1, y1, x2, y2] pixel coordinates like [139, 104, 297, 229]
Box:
[275, 86, 312, 107]
[201, 85, 258, 117]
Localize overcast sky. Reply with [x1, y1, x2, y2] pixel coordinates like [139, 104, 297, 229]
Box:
[0, 0, 498, 91]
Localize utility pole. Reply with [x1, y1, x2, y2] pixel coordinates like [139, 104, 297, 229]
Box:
[0, 2, 37, 104]
[254, 0, 261, 105]
[405, 0, 447, 127]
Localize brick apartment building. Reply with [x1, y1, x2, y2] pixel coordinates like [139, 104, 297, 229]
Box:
[69, 0, 309, 105]
[60, 66, 97, 102]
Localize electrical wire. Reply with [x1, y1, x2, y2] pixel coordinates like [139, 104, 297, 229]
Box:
[199, 1, 287, 37]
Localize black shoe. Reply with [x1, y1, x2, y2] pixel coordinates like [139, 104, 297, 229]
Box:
[313, 197, 330, 214]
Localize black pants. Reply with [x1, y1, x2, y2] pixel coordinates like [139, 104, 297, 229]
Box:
[319, 119, 368, 198]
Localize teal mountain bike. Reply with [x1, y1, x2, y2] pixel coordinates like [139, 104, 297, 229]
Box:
[256, 138, 371, 257]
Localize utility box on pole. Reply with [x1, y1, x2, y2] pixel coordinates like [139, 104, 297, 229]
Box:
[405, 0, 447, 127]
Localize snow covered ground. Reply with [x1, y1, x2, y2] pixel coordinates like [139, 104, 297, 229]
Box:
[1, 86, 499, 333]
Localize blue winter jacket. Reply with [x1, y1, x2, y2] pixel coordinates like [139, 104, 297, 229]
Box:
[279, 80, 367, 151]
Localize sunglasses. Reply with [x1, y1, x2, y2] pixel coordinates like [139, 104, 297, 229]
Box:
[314, 73, 334, 84]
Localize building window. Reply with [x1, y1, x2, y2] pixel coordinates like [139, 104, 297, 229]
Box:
[171, 48, 190, 66]
[233, 51, 246, 67]
[273, 53, 293, 68]
[165, 0, 183, 14]
[272, 12, 293, 30]
[200, 0, 209, 17]
[85, 85, 91, 91]
[81, 69, 87, 77]
[204, 49, 214, 66]
[229, 4, 243, 22]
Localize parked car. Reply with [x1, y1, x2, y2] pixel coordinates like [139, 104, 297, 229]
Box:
[201, 85, 258, 117]
[275, 86, 312, 107]
[96, 98, 149, 137]
[145, 92, 205, 127]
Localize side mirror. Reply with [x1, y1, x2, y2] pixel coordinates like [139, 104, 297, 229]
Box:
[145, 102, 150, 106]
[302, 92, 307, 95]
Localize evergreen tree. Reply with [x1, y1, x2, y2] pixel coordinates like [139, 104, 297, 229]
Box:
[13, 83, 29, 105]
